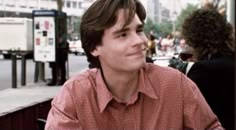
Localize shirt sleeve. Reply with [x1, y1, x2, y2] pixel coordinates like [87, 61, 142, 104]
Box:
[181, 74, 224, 130]
[45, 85, 82, 130]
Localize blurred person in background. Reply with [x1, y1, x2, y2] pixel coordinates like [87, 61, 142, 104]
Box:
[48, 33, 68, 86]
[169, 44, 196, 75]
[147, 34, 156, 57]
[182, 8, 235, 130]
[160, 33, 174, 55]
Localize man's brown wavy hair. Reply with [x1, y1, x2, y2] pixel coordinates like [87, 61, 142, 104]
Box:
[80, 0, 146, 68]
[182, 9, 235, 60]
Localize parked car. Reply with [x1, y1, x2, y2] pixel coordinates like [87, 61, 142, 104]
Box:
[68, 40, 85, 55]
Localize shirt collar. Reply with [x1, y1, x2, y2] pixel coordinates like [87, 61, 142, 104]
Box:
[96, 69, 113, 113]
[138, 66, 159, 100]
[96, 65, 159, 113]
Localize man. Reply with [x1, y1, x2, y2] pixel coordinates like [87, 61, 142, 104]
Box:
[45, 0, 224, 129]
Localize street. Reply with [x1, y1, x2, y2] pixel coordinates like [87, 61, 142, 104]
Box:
[0, 54, 89, 91]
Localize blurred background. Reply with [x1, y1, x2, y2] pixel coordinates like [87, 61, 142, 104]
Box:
[0, 0, 233, 41]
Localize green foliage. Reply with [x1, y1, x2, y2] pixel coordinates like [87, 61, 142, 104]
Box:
[157, 21, 173, 37]
[144, 18, 157, 34]
[175, 4, 198, 31]
[144, 17, 173, 38]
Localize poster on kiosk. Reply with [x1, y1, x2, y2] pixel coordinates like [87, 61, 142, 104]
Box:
[33, 10, 56, 62]
[32, 10, 67, 62]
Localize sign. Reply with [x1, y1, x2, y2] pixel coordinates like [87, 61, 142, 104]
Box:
[33, 17, 55, 62]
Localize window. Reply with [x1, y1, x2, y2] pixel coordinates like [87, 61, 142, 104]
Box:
[66, 1, 71, 8]
[72, 1, 77, 8]
[78, 1, 82, 8]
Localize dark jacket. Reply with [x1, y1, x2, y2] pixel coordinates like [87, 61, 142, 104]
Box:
[187, 56, 235, 130]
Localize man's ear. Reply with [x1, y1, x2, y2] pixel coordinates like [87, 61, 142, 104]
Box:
[91, 48, 100, 57]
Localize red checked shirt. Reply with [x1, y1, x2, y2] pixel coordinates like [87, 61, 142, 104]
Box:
[45, 63, 224, 130]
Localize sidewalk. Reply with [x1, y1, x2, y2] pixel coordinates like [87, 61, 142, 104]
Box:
[0, 83, 61, 116]
[0, 69, 88, 116]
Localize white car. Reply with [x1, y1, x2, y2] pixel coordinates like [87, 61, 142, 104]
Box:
[68, 40, 85, 55]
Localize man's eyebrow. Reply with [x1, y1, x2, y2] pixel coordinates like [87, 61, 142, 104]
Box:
[112, 27, 129, 35]
[112, 23, 144, 35]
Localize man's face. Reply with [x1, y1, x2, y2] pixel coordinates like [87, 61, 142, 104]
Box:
[91, 9, 148, 72]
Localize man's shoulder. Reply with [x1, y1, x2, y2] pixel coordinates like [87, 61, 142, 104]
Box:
[51, 69, 100, 113]
[145, 63, 182, 77]
[144, 63, 183, 85]
[63, 69, 98, 93]
[144, 64, 191, 101]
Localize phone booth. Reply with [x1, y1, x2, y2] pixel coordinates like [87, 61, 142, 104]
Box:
[32, 9, 67, 62]
[32, 10, 68, 85]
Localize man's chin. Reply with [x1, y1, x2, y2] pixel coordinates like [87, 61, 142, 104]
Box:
[131, 61, 146, 70]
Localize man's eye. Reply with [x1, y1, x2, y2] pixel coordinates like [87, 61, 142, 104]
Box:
[118, 33, 127, 38]
[137, 29, 144, 33]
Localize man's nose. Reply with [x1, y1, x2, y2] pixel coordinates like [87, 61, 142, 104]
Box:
[132, 33, 147, 46]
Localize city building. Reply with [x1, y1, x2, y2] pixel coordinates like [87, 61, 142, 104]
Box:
[0, 0, 95, 17]
[146, 0, 171, 24]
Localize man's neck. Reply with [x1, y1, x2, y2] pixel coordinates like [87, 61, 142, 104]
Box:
[101, 68, 140, 102]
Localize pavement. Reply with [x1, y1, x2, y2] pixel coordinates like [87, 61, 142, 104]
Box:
[0, 69, 87, 116]
[0, 82, 61, 116]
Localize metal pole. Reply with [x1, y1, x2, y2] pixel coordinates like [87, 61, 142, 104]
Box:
[39, 62, 45, 81]
[66, 45, 69, 79]
[34, 62, 39, 83]
[11, 53, 17, 88]
[21, 54, 26, 86]
[66, 56, 69, 79]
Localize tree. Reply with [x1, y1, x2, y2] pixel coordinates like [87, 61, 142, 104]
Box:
[175, 4, 198, 31]
[144, 17, 173, 38]
[144, 18, 156, 34]
[157, 21, 173, 37]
